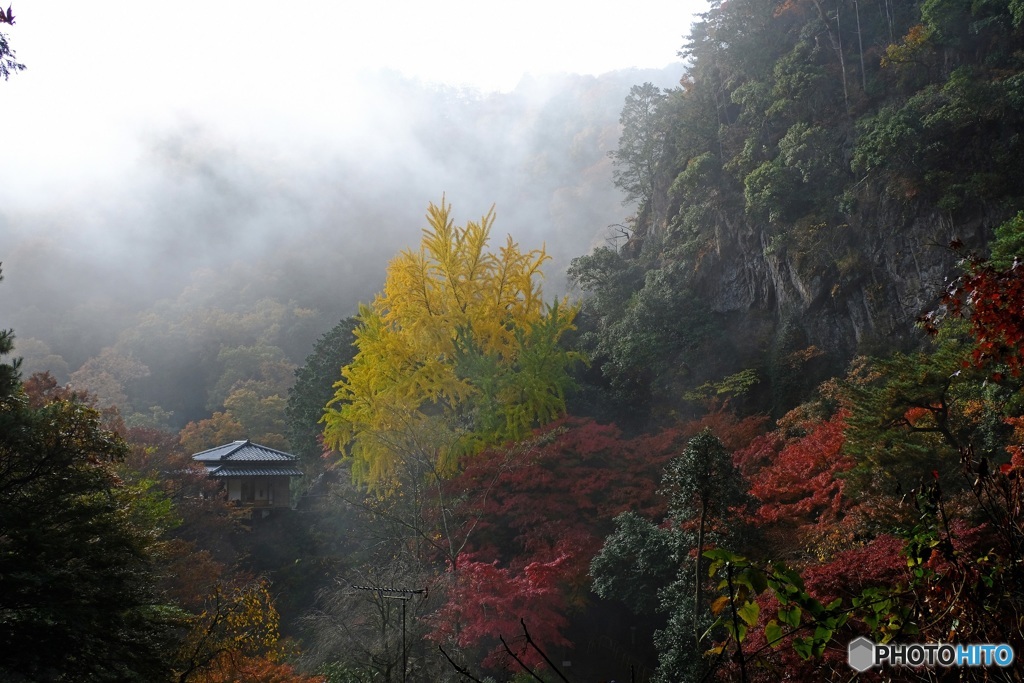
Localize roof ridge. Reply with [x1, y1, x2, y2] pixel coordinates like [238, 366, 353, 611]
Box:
[222, 440, 250, 460]
[249, 442, 297, 459]
[190, 440, 246, 457]
[220, 441, 298, 461]
[193, 440, 299, 461]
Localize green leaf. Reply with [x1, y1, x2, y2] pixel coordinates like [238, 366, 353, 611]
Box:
[733, 567, 767, 595]
[778, 605, 801, 629]
[765, 619, 784, 647]
[773, 565, 806, 592]
[703, 548, 742, 563]
[748, 568, 768, 594]
[725, 620, 748, 643]
[813, 625, 833, 651]
[737, 601, 760, 627]
[792, 636, 814, 660]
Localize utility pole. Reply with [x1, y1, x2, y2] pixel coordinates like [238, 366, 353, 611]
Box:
[353, 585, 426, 683]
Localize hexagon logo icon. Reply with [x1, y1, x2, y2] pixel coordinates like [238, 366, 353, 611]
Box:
[848, 636, 875, 672]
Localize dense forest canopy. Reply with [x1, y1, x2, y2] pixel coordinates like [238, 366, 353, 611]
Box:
[3, 0, 1024, 681]
[571, 0, 1024, 428]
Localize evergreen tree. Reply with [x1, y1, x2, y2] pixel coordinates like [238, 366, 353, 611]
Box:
[287, 317, 358, 466]
[610, 82, 668, 208]
[591, 429, 747, 682]
[0, 270, 179, 681]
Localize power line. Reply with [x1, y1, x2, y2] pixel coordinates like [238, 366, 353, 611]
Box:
[352, 585, 426, 683]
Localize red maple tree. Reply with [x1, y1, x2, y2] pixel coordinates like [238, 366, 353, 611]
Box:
[734, 410, 854, 530]
[427, 553, 573, 669]
[928, 254, 1024, 376]
[428, 417, 693, 669]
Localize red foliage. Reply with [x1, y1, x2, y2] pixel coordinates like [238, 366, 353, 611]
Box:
[730, 537, 908, 682]
[22, 371, 81, 408]
[431, 417, 693, 663]
[679, 404, 768, 451]
[903, 405, 936, 427]
[22, 370, 126, 432]
[935, 258, 1024, 375]
[427, 553, 573, 670]
[451, 417, 689, 569]
[431, 413, 767, 668]
[734, 411, 854, 528]
[801, 535, 908, 603]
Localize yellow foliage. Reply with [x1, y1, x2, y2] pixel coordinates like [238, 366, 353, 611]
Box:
[323, 197, 581, 488]
[177, 579, 285, 681]
[882, 24, 932, 68]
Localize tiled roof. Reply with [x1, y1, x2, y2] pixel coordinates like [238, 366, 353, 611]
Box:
[192, 441, 247, 462]
[192, 440, 299, 463]
[207, 464, 304, 478]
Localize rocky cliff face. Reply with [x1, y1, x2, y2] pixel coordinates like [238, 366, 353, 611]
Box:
[614, 179, 1002, 416]
[583, 0, 1023, 421]
[682, 191, 993, 357]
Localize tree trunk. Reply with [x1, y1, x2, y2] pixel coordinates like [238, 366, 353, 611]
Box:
[694, 496, 708, 647]
[812, 0, 849, 112]
[854, 0, 867, 93]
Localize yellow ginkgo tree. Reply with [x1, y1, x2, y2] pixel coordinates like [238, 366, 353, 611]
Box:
[323, 197, 583, 488]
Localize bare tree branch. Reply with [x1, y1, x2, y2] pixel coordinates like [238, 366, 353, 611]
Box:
[438, 646, 486, 683]
[519, 618, 571, 683]
[499, 634, 547, 683]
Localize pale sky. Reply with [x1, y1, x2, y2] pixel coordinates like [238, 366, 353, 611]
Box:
[2, 1, 705, 189]
[12, 0, 705, 91]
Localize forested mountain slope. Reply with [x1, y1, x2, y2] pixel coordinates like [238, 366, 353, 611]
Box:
[571, 0, 1024, 422]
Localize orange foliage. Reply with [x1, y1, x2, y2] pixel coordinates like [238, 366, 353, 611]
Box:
[193, 654, 324, 683]
[882, 24, 932, 68]
[1007, 415, 1024, 462]
[179, 411, 247, 454]
[177, 579, 289, 682]
[680, 403, 768, 450]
